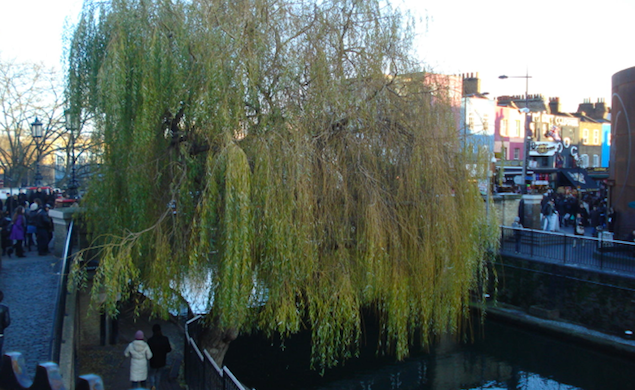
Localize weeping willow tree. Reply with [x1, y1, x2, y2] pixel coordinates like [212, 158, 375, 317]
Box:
[67, 0, 499, 370]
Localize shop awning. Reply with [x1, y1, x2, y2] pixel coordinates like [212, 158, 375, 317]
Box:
[559, 168, 599, 191]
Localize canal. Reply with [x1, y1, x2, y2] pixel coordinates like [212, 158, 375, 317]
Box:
[224, 316, 635, 389]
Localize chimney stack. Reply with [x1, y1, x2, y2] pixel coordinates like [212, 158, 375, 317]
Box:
[594, 98, 609, 120]
[549, 97, 561, 114]
[462, 72, 481, 96]
[577, 98, 595, 117]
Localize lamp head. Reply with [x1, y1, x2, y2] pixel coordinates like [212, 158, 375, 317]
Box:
[65, 109, 80, 134]
[31, 117, 43, 138]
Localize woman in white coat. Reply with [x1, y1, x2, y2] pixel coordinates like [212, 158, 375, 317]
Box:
[124, 330, 153, 388]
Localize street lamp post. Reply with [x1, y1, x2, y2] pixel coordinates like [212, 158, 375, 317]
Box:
[65, 109, 80, 199]
[30, 117, 44, 187]
[499, 72, 532, 194]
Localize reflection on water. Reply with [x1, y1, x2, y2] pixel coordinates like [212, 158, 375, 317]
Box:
[225, 318, 635, 390]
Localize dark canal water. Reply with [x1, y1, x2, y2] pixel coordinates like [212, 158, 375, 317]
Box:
[224, 317, 635, 390]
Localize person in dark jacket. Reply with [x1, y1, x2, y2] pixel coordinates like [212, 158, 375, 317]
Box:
[28, 187, 46, 206]
[0, 290, 11, 355]
[0, 211, 13, 257]
[4, 194, 18, 216]
[35, 202, 52, 256]
[589, 206, 600, 236]
[17, 190, 27, 206]
[147, 324, 172, 390]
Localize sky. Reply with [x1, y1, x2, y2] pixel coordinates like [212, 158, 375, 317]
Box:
[1, 0, 633, 113]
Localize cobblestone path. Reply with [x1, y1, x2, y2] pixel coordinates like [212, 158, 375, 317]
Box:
[0, 251, 61, 378]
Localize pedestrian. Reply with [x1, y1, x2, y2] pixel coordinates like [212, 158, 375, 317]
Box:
[147, 324, 172, 390]
[17, 190, 27, 206]
[25, 203, 38, 252]
[590, 206, 600, 237]
[125, 330, 153, 388]
[35, 202, 52, 256]
[47, 190, 57, 209]
[0, 212, 12, 257]
[607, 207, 616, 232]
[28, 187, 46, 206]
[573, 213, 585, 248]
[541, 199, 554, 231]
[548, 206, 559, 232]
[0, 290, 11, 356]
[9, 206, 26, 258]
[511, 217, 523, 254]
[4, 193, 17, 216]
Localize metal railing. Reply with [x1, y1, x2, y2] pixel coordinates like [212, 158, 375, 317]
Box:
[500, 226, 635, 275]
[50, 220, 75, 363]
[185, 316, 249, 390]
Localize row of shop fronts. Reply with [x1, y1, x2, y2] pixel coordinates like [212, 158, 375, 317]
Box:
[496, 136, 608, 194]
[490, 104, 610, 196]
[496, 165, 606, 194]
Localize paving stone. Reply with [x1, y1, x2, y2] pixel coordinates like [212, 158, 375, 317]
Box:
[0, 250, 61, 378]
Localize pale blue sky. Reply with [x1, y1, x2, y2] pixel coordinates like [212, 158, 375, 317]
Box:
[2, 0, 633, 113]
[404, 0, 635, 112]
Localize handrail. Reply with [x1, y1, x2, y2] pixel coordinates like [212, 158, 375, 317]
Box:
[499, 225, 635, 275]
[50, 219, 74, 363]
[185, 316, 247, 390]
[500, 224, 634, 244]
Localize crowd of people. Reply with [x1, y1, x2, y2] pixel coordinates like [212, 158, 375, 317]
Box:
[0, 188, 57, 258]
[539, 190, 614, 237]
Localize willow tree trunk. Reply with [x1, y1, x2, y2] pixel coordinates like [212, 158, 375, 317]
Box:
[199, 325, 239, 367]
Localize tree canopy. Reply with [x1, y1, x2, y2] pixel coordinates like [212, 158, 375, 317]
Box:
[68, 0, 499, 370]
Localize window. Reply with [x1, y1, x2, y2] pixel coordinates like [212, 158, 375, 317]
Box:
[468, 113, 474, 131]
[56, 156, 65, 166]
[593, 154, 600, 167]
[582, 129, 589, 144]
[483, 114, 489, 132]
[501, 120, 508, 136]
[502, 146, 507, 159]
[514, 148, 520, 160]
[593, 130, 599, 145]
[581, 154, 589, 168]
[510, 120, 520, 138]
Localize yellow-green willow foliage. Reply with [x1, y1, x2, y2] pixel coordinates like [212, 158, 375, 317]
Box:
[68, 0, 499, 370]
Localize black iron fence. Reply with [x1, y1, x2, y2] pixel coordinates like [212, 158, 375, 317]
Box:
[185, 316, 249, 390]
[500, 226, 635, 275]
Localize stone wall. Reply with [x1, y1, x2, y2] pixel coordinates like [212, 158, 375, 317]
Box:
[492, 194, 522, 227]
[492, 194, 544, 229]
[493, 255, 635, 337]
[49, 207, 79, 257]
